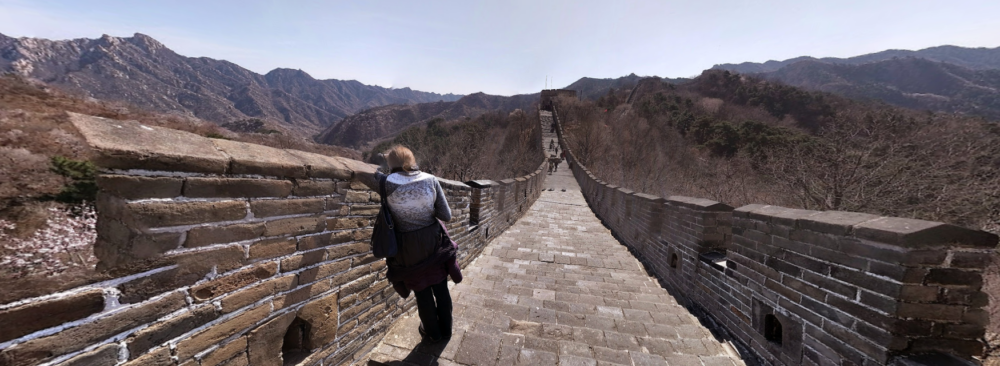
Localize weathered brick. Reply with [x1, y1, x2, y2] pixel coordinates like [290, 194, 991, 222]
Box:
[98, 175, 183, 200]
[247, 312, 299, 365]
[127, 304, 219, 357]
[327, 217, 370, 230]
[122, 346, 173, 366]
[219, 275, 297, 313]
[250, 198, 324, 218]
[0, 292, 186, 366]
[199, 337, 248, 366]
[349, 205, 379, 216]
[184, 177, 293, 198]
[129, 231, 184, 259]
[166, 244, 247, 274]
[248, 237, 297, 260]
[118, 266, 208, 304]
[292, 180, 339, 197]
[299, 292, 339, 347]
[0, 289, 104, 343]
[191, 262, 278, 301]
[174, 304, 272, 361]
[59, 343, 119, 366]
[185, 223, 265, 248]
[263, 215, 326, 237]
[345, 191, 370, 203]
[325, 242, 370, 260]
[950, 251, 993, 269]
[925, 268, 982, 288]
[125, 200, 247, 227]
[897, 303, 965, 322]
[281, 250, 327, 272]
[211, 138, 308, 178]
[298, 259, 351, 284]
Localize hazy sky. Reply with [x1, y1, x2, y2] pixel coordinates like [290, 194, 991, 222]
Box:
[1, 0, 998, 95]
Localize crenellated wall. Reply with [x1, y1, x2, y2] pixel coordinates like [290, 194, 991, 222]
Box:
[552, 107, 999, 366]
[0, 112, 545, 366]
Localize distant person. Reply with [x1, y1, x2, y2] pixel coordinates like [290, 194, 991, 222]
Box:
[554, 155, 562, 172]
[354, 145, 462, 343]
[547, 153, 560, 174]
[549, 139, 555, 151]
[550, 121, 557, 133]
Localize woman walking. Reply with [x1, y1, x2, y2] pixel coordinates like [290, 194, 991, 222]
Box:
[356, 145, 462, 343]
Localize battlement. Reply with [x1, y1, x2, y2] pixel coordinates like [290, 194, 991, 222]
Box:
[0, 113, 545, 366]
[551, 107, 998, 366]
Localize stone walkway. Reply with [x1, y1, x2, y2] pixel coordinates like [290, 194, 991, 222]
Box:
[366, 111, 744, 366]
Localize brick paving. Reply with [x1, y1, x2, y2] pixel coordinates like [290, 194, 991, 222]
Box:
[366, 111, 744, 365]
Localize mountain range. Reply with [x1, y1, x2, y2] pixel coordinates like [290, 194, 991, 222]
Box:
[713, 45, 1000, 120]
[316, 92, 538, 148]
[0, 32, 462, 136]
[713, 45, 1000, 74]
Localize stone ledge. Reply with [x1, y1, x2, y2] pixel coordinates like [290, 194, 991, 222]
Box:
[69, 112, 376, 178]
[668, 196, 733, 212]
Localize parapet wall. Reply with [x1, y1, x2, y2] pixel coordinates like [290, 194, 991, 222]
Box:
[552, 107, 999, 366]
[0, 112, 544, 366]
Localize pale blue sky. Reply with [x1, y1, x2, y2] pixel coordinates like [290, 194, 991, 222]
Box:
[1, 0, 998, 95]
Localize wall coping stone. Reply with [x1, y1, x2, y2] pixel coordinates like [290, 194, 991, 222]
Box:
[617, 187, 634, 195]
[465, 180, 496, 188]
[854, 217, 998, 249]
[69, 112, 378, 178]
[499, 179, 515, 185]
[633, 193, 665, 203]
[438, 178, 471, 190]
[668, 196, 733, 212]
[69, 112, 229, 174]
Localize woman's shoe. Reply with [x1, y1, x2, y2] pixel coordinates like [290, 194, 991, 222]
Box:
[418, 325, 444, 343]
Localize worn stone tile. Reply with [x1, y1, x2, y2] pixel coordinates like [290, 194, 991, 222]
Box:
[516, 348, 559, 365]
[630, 351, 668, 366]
[454, 331, 501, 365]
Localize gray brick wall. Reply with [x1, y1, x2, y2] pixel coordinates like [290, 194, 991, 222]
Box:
[0, 114, 546, 366]
[553, 106, 998, 366]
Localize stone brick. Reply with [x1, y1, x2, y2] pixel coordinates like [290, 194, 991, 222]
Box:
[298, 259, 350, 284]
[799, 211, 880, 235]
[263, 215, 326, 237]
[345, 191, 370, 203]
[281, 250, 327, 272]
[249, 237, 297, 260]
[325, 242, 370, 260]
[0, 292, 186, 366]
[854, 217, 997, 249]
[125, 200, 247, 228]
[185, 223, 265, 248]
[174, 304, 272, 361]
[250, 198, 325, 218]
[350, 205, 380, 216]
[130, 231, 184, 259]
[59, 343, 119, 366]
[925, 268, 982, 288]
[247, 312, 298, 365]
[897, 303, 965, 322]
[191, 262, 278, 301]
[122, 346, 173, 366]
[327, 217, 370, 230]
[219, 275, 297, 313]
[69, 113, 229, 173]
[184, 177, 293, 198]
[285, 150, 353, 180]
[211, 138, 308, 178]
[292, 180, 339, 197]
[166, 244, 247, 274]
[0, 289, 104, 343]
[118, 265, 208, 304]
[299, 292, 339, 348]
[297, 232, 334, 250]
[127, 304, 219, 357]
[950, 251, 994, 269]
[200, 337, 248, 366]
[97, 175, 184, 200]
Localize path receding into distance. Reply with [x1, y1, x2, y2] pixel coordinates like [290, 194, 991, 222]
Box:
[366, 111, 745, 366]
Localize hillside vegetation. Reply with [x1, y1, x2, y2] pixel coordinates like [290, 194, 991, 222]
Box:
[560, 70, 1000, 233]
[365, 109, 543, 182]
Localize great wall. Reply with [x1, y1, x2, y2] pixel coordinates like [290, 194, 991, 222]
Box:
[0, 91, 996, 366]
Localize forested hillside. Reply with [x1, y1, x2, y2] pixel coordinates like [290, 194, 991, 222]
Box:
[365, 109, 543, 182]
[560, 70, 1000, 234]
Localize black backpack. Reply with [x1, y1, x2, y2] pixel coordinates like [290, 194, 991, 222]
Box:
[371, 175, 399, 258]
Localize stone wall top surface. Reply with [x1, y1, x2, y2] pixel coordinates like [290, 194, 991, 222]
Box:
[68, 112, 374, 179]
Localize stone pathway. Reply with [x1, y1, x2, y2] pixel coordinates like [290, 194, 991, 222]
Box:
[366, 111, 744, 366]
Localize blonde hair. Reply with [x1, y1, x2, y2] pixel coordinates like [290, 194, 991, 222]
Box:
[386, 145, 418, 172]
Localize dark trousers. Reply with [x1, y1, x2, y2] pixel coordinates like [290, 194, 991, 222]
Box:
[414, 279, 452, 339]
